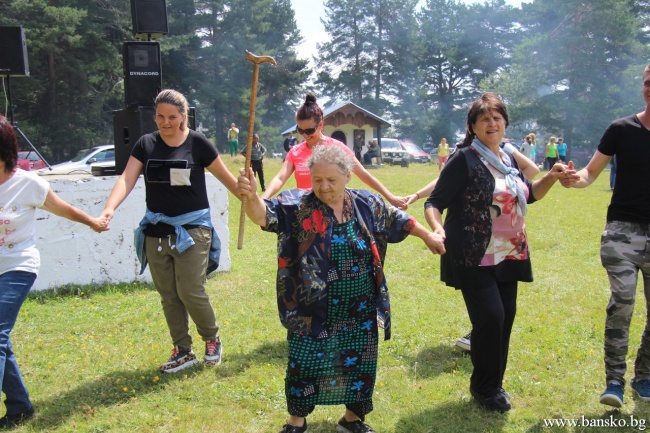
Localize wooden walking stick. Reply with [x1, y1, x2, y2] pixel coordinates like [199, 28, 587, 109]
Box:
[238, 50, 276, 249]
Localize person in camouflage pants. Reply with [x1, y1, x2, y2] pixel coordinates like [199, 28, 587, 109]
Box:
[601, 221, 650, 386]
[560, 64, 650, 408]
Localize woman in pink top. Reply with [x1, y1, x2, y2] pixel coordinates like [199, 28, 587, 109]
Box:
[262, 94, 406, 209]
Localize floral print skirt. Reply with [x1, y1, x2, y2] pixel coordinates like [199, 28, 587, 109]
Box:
[285, 219, 377, 407]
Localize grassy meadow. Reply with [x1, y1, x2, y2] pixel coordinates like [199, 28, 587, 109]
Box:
[9, 157, 650, 432]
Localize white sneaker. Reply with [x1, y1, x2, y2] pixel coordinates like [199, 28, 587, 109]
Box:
[456, 331, 471, 351]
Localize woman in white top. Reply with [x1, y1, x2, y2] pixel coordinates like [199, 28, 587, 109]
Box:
[0, 115, 107, 428]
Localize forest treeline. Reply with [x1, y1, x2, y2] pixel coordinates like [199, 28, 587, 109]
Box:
[1, 0, 648, 161]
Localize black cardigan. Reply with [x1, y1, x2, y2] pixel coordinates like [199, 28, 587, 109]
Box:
[424, 146, 537, 289]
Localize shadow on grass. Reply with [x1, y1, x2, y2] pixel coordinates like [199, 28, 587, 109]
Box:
[27, 340, 289, 430]
[301, 419, 347, 432]
[209, 339, 288, 378]
[29, 365, 184, 430]
[406, 344, 472, 379]
[394, 400, 508, 433]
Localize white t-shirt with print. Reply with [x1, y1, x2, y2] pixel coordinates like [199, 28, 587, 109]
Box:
[0, 169, 49, 276]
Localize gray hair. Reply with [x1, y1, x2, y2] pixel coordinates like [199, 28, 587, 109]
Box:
[307, 145, 355, 175]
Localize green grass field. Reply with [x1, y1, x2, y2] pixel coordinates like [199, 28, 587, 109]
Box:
[10, 158, 650, 432]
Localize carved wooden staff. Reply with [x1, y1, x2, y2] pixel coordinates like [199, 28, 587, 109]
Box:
[238, 50, 276, 249]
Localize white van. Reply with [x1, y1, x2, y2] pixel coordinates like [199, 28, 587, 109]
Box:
[379, 138, 409, 167]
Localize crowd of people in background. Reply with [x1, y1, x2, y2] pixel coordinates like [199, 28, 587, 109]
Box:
[249, 121, 580, 177]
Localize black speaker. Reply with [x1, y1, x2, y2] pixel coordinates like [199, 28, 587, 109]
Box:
[123, 41, 162, 108]
[113, 107, 197, 175]
[130, 0, 168, 40]
[113, 108, 157, 175]
[0, 27, 29, 77]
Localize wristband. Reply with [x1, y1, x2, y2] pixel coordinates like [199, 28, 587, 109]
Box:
[414, 192, 420, 200]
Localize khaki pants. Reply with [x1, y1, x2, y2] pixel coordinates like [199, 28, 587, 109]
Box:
[145, 227, 219, 351]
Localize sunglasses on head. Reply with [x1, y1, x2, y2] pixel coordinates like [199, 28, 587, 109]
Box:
[296, 126, 318, 136]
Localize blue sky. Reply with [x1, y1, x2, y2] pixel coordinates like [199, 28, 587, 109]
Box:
[290, 0, 525, 61]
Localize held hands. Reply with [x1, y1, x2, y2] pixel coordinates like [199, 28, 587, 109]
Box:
[90, 216, 110, 233]
[425, 231, 446, 255]
[388, 195, 408, 210]
[93, 209, 114, 232]
[547, 162, 580, 186]
[236, 167, 258, 199]
[404, 193, 419, 206]
[556, 161, 581, 188]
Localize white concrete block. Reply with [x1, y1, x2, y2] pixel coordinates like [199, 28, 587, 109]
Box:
[33, 174, 231, 291]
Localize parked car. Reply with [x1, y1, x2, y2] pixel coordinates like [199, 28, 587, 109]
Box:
[38, 144, 114, 175]
[421, 141, 439, 158]
[379, 138, 409, 167]
[17, 150, 47, 171]
[400, 140, 431, 164]
[90, 160, 118, 176]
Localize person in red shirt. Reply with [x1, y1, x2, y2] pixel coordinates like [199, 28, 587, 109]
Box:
[262, 94, 406, 209]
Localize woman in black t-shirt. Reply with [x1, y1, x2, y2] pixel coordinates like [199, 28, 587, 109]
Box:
[101, 89, 239, 374]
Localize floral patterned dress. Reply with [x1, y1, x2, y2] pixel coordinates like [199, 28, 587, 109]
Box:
[263, 188, 416, 415]
[285, 218, 377, 407]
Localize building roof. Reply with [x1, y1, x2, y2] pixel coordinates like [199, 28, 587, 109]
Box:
[281, 101, 391, 135]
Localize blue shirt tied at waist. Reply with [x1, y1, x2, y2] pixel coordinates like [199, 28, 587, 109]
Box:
[134, 208, 221, 275]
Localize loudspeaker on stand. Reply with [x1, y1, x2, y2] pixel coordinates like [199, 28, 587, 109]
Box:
[113, 108, 157, 175]
[0, 26, 29, 77]
[123, 41, 162, 108]
[130, 0, 168, 40]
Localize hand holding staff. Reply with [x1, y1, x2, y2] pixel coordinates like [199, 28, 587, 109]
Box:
[238, 51, 276, 249]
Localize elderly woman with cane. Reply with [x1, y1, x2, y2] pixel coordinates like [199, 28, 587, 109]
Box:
[237, 145, 444, 433]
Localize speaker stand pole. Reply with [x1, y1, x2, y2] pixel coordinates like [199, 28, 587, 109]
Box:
[3, 76, 52, 170]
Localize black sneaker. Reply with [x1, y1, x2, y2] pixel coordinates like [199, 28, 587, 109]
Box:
[279, 419, 308, 433]
[470, 388, 511, 413]
[204, 338, 223, 366]
[499, 387, 512, 400]
[0, 407, 35, 429]
[336, 417, 376, 433]
[159, 347, 199, 373]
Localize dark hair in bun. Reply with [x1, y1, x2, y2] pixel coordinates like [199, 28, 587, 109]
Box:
[296, 93, 323, 124]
